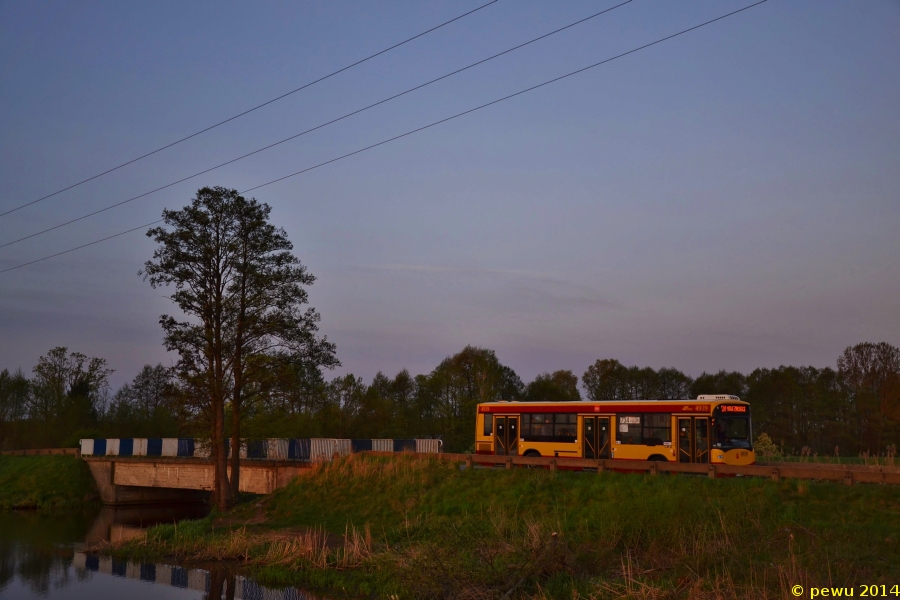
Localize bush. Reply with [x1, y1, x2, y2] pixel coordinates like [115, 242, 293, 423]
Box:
[754, 432, 782, 459]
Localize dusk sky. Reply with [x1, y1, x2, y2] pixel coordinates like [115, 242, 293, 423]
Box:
[1, 0, 898, 391]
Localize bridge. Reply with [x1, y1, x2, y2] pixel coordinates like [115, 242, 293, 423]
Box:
[83, 456, 311, 505]
[7, 436, 891, 506]
[78, 437, 441, 505]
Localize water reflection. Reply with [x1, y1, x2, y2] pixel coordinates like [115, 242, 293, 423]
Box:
[84, 505, 209, 545]
[0, 509, 328, 600]
[0, 509, 94, 597]
[73, 553, 325, 599]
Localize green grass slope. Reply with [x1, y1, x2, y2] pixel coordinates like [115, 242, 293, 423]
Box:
[127, 454, 900, 598]
[0, 455, 98, 510]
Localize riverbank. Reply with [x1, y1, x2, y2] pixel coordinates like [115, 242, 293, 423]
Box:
[0, 455, 99, 510]
[113, 453, 900, 598]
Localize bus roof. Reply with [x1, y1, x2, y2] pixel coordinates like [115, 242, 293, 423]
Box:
[479, 398, 746, 406]
[476, 398, 749, 413]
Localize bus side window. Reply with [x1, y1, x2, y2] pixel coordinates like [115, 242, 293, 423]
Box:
[483, 413, 493, 437]
[617, 414, 641, 445]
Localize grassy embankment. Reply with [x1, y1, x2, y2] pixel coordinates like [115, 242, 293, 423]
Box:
[115, 453, 900, 599]
[0, 455, 99, 510]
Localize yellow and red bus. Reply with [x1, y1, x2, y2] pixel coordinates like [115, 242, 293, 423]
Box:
[475, 395, 755, 466]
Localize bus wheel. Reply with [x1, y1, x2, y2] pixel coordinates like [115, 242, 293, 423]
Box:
[647, 455, 668, 462]
[522, 450, 541, 468]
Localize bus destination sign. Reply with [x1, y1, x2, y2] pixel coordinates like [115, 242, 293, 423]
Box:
[718, 404, 748, 414]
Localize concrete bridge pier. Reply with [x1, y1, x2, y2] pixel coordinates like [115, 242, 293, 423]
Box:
[87, 460, 210, 506]
[85, 457, 311, 506]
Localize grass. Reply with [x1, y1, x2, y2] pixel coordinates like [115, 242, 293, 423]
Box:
[0, 454, 99, 510]
[115, 453, 900, 598]
[770, 454, 899, 467]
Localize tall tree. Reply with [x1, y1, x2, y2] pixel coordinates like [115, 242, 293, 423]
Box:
[524, 370, 581, 402]
[420, 346, 520, 450]
[120, 364, 173, 417]
[28, 347, 112, 446]
[582, 359, 630, 401]
[225, 193, 338, 496]
[142, 186, 337, 508]
[657, 367, 693, 400]
[0, 369, 29, 450]
[837, 342, 900, 452]
[690, 370, 747, 399]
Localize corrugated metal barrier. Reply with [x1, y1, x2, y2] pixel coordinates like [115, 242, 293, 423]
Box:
[267, 438, 288, 460]
[310, 438, 335, 461]
[119, 438, 134, 456]
[393, 439, 416, 453]
[161, 438, 179, 457]
[147, 438, 163, 456]
[372, 439, 393, 452]
[416, 439, 441, 454]
[335, 439, 352, 457]
[78, 436, 442, 459]
[106, 439, 120, 456]
[247, 440, 267, 459]
[133, 438, 148, 456]
[289, 438, 310, 461]
[351, 439, 372, 453]
[177, 438, 194, 457]
[193, 440, 210, 458]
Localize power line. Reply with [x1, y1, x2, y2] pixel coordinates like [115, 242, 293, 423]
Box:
[0, 219, 163, 274]
[0, 0, 634, 250]
[0, 0, 502, 219]
[0, 0, 768, 276]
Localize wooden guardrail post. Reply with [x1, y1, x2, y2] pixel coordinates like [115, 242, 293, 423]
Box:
[549, 458, 557, 471]
[770, 468, 780, 482]
[649, 462, 658, 476]
[465, 455, 473, 470]
[844, 471, 853, 486]
[707, 465, 717, 479]
[597, 460, 605, 474]
[505, 457, 513, 470]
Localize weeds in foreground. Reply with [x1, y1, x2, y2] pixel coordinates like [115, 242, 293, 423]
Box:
[114, 453, 900, 599]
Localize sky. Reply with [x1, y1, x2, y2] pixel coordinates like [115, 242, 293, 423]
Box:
[1, 0, 898, 390]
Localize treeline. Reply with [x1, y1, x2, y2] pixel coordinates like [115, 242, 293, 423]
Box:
[1, 342, 898, 455]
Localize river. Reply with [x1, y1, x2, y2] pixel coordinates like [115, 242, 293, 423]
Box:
[0, 506, 328, 599]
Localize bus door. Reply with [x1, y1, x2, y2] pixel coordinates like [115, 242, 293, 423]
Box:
[678, 417, 710, 463]
[495, 416, 519, 456]
[582, 416, 611, 459]
[694, 418, 709, 463]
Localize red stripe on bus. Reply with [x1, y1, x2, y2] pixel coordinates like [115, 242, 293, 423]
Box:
[480, 404, 711, 414]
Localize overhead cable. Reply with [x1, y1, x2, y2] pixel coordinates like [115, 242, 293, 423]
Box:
[0, 0, 502, 218]
[0, 0, 634, 250]
[0, 0, 769, 275]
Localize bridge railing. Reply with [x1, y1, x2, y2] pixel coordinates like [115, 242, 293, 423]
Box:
[79, 437, 443, 461]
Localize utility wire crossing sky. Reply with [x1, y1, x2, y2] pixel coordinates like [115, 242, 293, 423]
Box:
[0, 0, 897, 389]
[2, 0, 764, 273]
[0, 0, 501, 217]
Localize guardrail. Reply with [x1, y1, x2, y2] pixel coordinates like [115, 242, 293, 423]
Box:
[389, 452, 900, 486]
[0, 447, 80, 457]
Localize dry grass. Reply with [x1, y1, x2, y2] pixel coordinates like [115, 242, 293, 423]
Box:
[111, 453, 900, 599]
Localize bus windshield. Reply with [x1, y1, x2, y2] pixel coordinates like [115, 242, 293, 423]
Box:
[713, 417, 752, 450]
